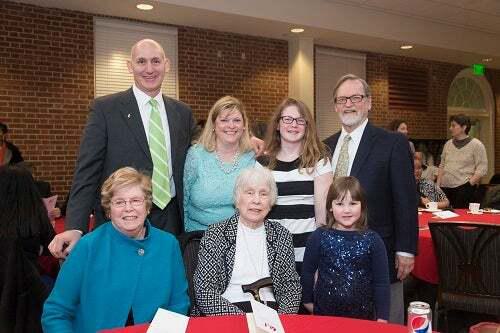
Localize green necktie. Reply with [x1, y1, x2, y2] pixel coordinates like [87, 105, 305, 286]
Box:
[148, 98, 171, 209]
[334, 134, 351, 178]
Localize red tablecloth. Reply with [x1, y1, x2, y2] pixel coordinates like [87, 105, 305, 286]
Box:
[100, 314, 410, 333]
[412, 209, 500, 284]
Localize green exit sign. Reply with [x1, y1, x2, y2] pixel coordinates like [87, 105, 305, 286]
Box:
[472, 64, 485, 76]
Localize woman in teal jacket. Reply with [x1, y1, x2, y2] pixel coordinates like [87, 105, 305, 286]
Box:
[42, 167, 189, 332]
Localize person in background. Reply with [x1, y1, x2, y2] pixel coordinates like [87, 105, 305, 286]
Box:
[0, 122, 24, 166]
[324, 74, 417, 324]
[42, 167, 189, 333]
[414, 157, 449, 209]
[194, 167, 301, 315]
[183, 96, 255, 232]
[388, 119, 415, 155]
[301, 176, 389, 321]
[414, 151, 438, 182]
[437, 114, 487, 208]
[258, 98, 332, 274]
[0, 165, 56, 333]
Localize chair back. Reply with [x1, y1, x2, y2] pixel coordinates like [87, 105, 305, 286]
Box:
[429, 221, 500, 314]
[177, 230, 205, 316]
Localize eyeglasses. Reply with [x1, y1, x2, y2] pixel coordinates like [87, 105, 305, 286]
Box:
[280, 116, 307, 126]
[111, 198, 145, 208]
[334, 95, 366, 105]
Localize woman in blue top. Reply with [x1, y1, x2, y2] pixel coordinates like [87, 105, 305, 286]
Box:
[183, 96, 255, 231]
[301, 176, 390, 321]
[42, 167, 189, 333]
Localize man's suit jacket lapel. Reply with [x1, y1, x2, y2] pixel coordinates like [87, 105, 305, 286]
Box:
[163, 96, 181, 170]
[350, 123, 377, 177]
[119, 88, 151, 160]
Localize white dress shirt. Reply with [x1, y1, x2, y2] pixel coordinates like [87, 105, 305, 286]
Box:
[132, 84, 176, 197]
[331, 118, 368, 175]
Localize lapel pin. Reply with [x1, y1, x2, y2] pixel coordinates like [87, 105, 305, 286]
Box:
[127, 113, 131, 119]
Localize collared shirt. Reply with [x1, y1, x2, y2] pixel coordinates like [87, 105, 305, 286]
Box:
[331, 118, 368, 175]
[132, 84, 175, 197]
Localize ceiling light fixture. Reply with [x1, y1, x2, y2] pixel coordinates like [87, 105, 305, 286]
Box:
[482, 58, 493, 62]
[400, 44, 413, 50]
[136, 3, 154, 10]
[290, 28, 305, 33]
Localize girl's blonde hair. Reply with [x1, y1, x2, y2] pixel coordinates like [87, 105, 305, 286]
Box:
[197, 96, 252, 153]
[326, 176, 368, 230]
[264, 98, 330, 173]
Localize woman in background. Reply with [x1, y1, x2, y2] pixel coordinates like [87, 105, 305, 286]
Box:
[437, 114, 487, 208]
[183, 96, 255, 232]
[388, 119, 415, 155]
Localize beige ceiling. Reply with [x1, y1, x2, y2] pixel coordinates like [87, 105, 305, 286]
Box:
[14, 0, 500, 69]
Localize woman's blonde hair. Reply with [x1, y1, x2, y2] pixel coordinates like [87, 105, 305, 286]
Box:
[326, 176, 368, 230]
[197, 96, 252, 153]
[101, 167, 152, 217]
[264, 98, 330, 173]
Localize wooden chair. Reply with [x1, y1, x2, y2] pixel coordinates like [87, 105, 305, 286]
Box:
[429, 221, 500, 331]
[178, 230, 205, 316]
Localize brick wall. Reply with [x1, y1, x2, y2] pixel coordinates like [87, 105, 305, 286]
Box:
[366, 52, 500, 172]
[366, 53, 465, 139]
[178, 26, 288, 123]
[0, 1, 288, 200]
[0, 1, 94, 200]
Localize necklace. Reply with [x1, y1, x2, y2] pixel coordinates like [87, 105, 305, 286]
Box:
[214, 149, 240, 174]
[238, 222, 266, 277]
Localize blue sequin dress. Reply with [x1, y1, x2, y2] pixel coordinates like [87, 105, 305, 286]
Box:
[301, 227, 390, 320]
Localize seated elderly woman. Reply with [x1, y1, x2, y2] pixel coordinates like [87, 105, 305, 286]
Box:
[194, 167, 301, 315]
[415, 157, 449, 209]
[42, 167, 189, 332]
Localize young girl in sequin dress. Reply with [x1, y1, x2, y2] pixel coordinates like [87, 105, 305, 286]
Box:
[301, 176, 390, 321]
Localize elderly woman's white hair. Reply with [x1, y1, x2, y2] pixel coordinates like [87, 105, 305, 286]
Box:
[233, 167, 278, 206]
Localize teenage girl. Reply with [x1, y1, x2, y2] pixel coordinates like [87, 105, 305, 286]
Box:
[301, 176, 390, 321]
[258, 98, 332, 275]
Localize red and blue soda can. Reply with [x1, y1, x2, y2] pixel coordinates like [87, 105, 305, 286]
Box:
[407, 301, 432, 333]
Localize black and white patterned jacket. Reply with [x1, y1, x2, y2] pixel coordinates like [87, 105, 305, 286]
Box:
[193, 213, 301, 316]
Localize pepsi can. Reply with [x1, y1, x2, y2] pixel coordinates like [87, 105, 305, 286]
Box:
[407, 301, 432, 333]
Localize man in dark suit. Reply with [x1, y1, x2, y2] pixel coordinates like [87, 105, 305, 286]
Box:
[49, 39, 195, 258]
[324, 74, 418, 324]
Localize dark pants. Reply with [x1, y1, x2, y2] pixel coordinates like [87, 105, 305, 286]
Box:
[149, 196, 182, 235]
[442, 182, 477, 208]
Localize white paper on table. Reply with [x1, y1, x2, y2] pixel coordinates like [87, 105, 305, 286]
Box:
[146, 308, 189, 333]
[249, 299, 285, 333]
[432, 210, 460, 219]
[43, 195, 58, 219]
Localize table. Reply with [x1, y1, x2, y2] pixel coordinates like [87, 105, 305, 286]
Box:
[412, 209, 500, 284]
[100, 314, 410, 333]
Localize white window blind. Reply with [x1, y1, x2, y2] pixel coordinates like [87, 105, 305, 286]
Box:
[94, 17, 178, 98]
[315, 47, 366, 140]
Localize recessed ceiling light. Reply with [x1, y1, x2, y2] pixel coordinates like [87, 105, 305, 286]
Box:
[290, 28, 305, 33]
[482, 58, 493, 62]
[136, 3, 153, 10]
[400, 44, 413, 50]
